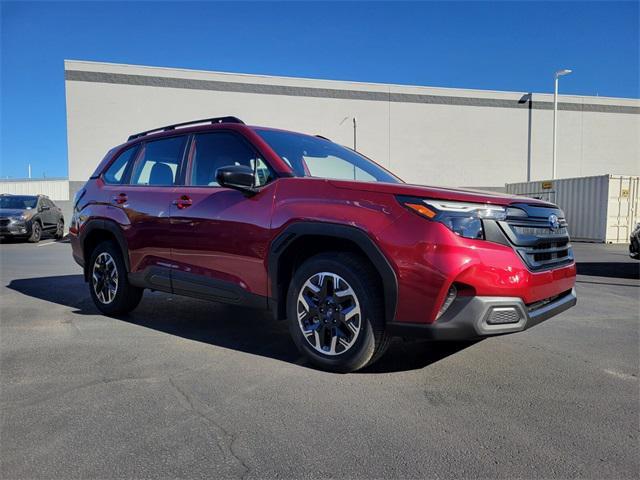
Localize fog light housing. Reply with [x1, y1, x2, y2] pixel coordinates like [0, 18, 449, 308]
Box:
[436, 285, 457, 319]
[486, 306, 521, 325]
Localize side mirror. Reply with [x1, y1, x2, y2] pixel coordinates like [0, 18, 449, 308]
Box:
[216, 165, 256, 194]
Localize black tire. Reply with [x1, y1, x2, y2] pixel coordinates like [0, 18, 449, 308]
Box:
[54, 219, 64, 240]
[27, 221, 42, 243]
[88, 240, 143, 316]
[286, 251, 391, 373]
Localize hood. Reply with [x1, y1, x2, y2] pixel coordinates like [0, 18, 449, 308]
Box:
[0, 208, 28, 218]
[329, 180, 556, 207]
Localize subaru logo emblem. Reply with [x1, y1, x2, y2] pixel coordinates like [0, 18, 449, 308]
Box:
[548, 214, 560, 231]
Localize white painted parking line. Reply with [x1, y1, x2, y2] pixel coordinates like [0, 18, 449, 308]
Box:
[36, 241, 58, 247]
[603, 369, 638, 381]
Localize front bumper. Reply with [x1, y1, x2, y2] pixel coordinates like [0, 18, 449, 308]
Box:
[0, 221, 30, 237]
[387, 287, 576, 340]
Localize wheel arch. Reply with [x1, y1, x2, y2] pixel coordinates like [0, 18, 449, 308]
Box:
[80, 220, 130, 281]
[268, 222, 398, 325]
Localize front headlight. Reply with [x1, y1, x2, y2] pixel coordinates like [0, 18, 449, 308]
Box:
[398, 197, 507, 239]
[9, 215, 26, 222]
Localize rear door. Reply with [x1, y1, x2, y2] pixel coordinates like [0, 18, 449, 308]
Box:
[168, 131, 277, 305]
[101, 135, 188, 289]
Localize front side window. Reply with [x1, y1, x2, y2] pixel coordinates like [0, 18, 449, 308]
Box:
[255, 129, 401, 183]
[190, 132, 273, 187]
[103, 146, 138, 184]
[130, 136, 187, 186]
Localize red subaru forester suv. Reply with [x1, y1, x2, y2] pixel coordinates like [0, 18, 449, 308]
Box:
[70, 116, 577, 372]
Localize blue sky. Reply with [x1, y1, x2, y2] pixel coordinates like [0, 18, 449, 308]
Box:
[1, 1, 638, 179]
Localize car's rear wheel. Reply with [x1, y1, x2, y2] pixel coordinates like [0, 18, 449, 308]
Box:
[89, 240, 143, 316]
[27, 221, 42, 243]
[287, 252, 391, 372]
[54, 219, 64, 240]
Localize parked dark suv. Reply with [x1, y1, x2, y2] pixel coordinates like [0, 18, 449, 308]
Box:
[70, 116, 577, 372]
[0, 194, 65, 242]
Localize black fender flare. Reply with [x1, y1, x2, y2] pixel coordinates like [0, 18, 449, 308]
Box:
[79, 219, 130, 279]
[268, 222, 398, 324]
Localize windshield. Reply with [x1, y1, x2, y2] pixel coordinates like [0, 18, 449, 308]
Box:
[0, 196, 38, 209]
[255, 129, 401, 184]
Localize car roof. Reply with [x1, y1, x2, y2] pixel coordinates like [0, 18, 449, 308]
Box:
[0, 193, 42, 198]
[122, 117, 326, 146]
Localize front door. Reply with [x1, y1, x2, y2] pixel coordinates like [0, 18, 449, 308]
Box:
[38, 198, 55, 230]
[168, 131, 276, 306]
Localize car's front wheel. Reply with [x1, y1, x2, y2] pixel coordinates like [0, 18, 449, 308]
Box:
[27, 221, 42, 243]
[89, 241, 143, 316]
[287, 252, 391, 372]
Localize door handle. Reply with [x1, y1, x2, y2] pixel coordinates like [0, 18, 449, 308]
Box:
[112, 193, 128, 205]
[173, 195, 193, 209]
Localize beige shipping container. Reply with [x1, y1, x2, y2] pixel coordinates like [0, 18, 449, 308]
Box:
[505, 175, 639, 243]
[0, 179, 70, 201]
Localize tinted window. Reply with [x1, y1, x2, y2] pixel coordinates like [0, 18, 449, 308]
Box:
[255, 129, 401, 183]
[131, 136, 186, 186]
[190, 132, 272, 187]
[104, 146, 138, 184]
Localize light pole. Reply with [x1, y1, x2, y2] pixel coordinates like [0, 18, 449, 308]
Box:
[552, 69, 572, 179]
[339, 116, 357, 151]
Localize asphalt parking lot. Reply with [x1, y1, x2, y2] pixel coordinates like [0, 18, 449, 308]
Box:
[1, 240, 638, 479]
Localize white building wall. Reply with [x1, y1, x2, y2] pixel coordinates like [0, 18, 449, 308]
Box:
[64, 60, 640, 189]
[0, 179, 70, 201]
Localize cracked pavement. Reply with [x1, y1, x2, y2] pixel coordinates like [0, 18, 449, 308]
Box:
[1, 240, 638, 479]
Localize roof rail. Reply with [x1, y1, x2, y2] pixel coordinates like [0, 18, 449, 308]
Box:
[127, 116, 245, 141]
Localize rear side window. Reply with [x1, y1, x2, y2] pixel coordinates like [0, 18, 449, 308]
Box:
[129, 136, 187, 186]
[103, 146, 138, 184]
[190, 132, 272, 187]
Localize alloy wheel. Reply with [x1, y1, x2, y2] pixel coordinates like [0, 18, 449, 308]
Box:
[92, 252, 119, 304]
[297, 272, 361, 356]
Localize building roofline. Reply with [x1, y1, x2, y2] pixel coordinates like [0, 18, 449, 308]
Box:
[63, 59, 639, 104]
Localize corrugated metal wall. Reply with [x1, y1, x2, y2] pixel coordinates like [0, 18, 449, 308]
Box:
[506, 174, 640, 243]
[0, 179, 70, 201]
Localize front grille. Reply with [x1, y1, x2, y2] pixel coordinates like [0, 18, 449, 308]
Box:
[0, 219, 10, 227]
[498, 203, 574, 271]
[511, 225, 568, 237]
[517, 240, 572, 270]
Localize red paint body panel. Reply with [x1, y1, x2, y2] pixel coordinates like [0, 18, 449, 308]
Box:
[71, 122, 576, 331]
[375, 211, 576, 323]
[169, 183, 277, 296]
[329, 180, 556, 207]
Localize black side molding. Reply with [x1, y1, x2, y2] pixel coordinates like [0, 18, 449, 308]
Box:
[171, 270, 266, 309]
[129, 267, 267, 310]
[268, 222, 398, 324]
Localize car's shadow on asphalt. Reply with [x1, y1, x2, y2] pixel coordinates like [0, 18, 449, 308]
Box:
[7, 274, 476, 374]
